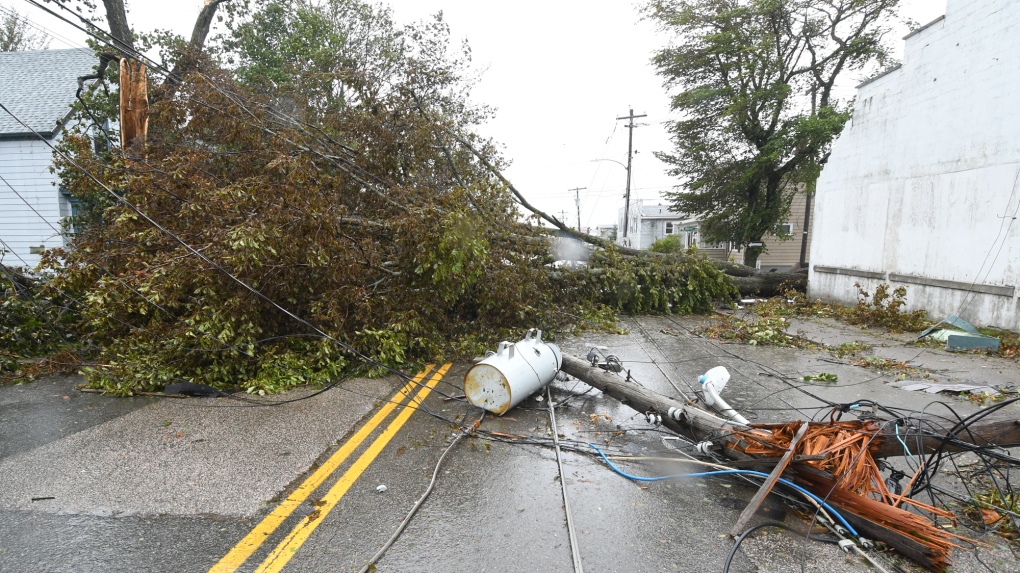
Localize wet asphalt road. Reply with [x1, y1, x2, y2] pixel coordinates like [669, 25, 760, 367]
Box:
[1, 316, 1018, 573]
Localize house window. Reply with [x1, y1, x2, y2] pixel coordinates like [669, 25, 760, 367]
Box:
[665, 222, 675, 235]
[59, 190, 82, 238]
[780, 223, 793, 236]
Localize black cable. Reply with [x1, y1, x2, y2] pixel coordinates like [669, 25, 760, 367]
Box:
[722, 522, 839, 573]
[660, 315, 838, 418]
[0, 99, 433, 388]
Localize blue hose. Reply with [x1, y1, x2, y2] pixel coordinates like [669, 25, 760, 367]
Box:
[589, 443, 859, 537]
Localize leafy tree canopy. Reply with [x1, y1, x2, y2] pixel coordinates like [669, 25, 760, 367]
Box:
[8, 0, 738, 392]
[647, 0, 902, 265]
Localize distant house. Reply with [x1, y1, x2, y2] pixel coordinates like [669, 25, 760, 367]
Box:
[0, 49, 97, 269]
[594, 224, 617, 242]
[618, 198, 813, 270]
[617, 201, 699, 251]
[810, 0, 1020, 330]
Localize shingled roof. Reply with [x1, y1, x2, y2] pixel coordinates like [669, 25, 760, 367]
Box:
[0, 49, 98, 139]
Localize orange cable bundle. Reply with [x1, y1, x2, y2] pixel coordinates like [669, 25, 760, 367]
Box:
[738, 420, 970, 572]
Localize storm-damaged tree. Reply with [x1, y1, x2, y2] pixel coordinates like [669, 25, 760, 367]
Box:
[40, 0, 736, 394]
[647, 0, 902, 266]
[39, 0, 228, 96]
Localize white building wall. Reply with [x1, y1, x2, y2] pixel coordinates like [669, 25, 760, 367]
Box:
[0, 138, 66, 270]
[810, 0, 1020, 330]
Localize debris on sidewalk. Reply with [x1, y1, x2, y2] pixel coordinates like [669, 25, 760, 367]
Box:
[890, 380, 999, 396]
[918, 315, 1001, 351]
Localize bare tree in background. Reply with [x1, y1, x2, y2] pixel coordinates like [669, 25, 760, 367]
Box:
[1, 5, 51, 51]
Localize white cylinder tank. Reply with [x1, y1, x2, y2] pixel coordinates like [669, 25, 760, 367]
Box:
[464, 329, 562, 415]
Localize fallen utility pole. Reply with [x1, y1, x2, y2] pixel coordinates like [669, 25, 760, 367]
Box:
[560, 354, 1020, 460]
[560, 354, 754, 460]
[560, 352, 1018, 572]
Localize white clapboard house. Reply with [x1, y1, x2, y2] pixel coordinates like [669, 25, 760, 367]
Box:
[1, 49, 97, 269]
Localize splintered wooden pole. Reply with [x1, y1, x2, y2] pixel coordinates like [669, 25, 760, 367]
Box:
[729, 422, 808, 537]
[119, 59, 149, 154]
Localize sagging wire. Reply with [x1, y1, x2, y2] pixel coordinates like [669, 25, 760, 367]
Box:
[587, 442, 860, 537]
[658, 313, 1020, 539]
[654, 315, 833, 421]
[907, 397, 1020, 533]
[548, 386, 585, 573]
[355, 411, 484, 573]
[723, 522, 840, 573]
[628, 316, 697, 400]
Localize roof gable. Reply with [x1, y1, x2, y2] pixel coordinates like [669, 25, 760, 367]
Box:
[638, 204, 683, 219]
[0, 49, 98, 139]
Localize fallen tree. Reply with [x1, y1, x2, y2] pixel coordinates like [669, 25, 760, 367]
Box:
[449, 131, 807, 296]
[559, 353, 1019, 572]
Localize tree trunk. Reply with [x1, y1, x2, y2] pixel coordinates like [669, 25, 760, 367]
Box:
[731, 270, 806, 297]
[742, 242, 763, 267]
[166, 0, 231, 84]
[101, 0, 133, 51]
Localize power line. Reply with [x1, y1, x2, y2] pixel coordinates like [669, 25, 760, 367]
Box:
[0, 98, 428, 392]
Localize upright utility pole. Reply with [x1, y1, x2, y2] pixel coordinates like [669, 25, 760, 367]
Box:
[798, 189, 814, 269]
[569, 187, 587, 232]
[617, 108, 646, 239]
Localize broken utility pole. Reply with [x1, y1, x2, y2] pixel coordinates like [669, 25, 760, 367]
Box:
[119, 59, 149, 155]
[559, 353, 1018, 572]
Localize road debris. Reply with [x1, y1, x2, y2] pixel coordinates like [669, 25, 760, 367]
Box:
[890, 380, 999, 396]
[464, 329, 562, 414]
[559, 352, 1020, 572]
[919, 315, 1001, 351]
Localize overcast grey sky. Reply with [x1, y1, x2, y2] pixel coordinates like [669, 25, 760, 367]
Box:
[15, 0, 948, 229]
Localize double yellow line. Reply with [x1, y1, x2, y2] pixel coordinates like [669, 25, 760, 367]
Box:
[210, 363, 452, 573]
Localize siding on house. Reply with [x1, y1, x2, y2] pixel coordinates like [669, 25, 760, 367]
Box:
[1, 48, 97, 270]
[0, 138, 66, 268]
[809, 0, 1020, 330]
[758, 191, 814, 271]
